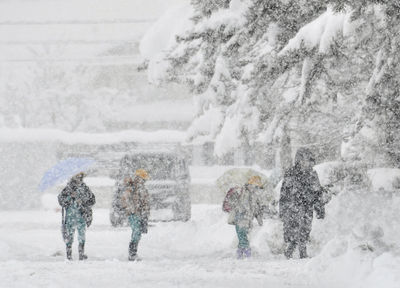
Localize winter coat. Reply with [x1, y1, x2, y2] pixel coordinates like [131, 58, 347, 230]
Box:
[279, 163, 325, 244]
[121, 181, 150, 222]
[58, 180, 96, 227]
[226, 184, 264, 229]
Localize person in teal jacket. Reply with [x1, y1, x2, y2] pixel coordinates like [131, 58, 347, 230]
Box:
[223, 176, 264, 259]
[121, 169, 150, 261]
[58, 172, 96, 260]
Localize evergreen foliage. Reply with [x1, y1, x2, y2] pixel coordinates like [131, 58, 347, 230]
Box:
[150, 0, 400, 168]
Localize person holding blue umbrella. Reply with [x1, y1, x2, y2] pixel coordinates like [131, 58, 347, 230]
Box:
[58, 172, 96, 261]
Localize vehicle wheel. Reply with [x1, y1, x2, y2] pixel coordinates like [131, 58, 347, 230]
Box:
[172, 196, 191, 222]
[181, 198, 191, 222]
[110, 210, 124, 227]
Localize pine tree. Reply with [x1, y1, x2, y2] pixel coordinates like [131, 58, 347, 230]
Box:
[361, 3, 400, 166]
[151, 0, 400, 168]
[191, 0, 230, 19]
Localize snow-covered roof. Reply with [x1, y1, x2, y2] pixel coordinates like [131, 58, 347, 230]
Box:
[0, 128, 186, 144]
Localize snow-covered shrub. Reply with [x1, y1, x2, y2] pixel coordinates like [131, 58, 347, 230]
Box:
[306, 179, 400, 286]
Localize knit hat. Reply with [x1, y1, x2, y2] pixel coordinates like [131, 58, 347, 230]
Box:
[135, 169, 149, 180]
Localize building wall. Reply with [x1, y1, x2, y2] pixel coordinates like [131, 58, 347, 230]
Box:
[0, 142, 57, 209]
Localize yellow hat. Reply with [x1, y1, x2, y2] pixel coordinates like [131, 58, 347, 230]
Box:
[248, 175, 262, 187]
[135, 169, 149, 180]
[73, 172, 86, 180]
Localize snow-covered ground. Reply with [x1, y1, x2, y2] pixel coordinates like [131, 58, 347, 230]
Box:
[0, 206, 309, 287]
[0, 206, 293, 288]
[0, 205, 399, 288]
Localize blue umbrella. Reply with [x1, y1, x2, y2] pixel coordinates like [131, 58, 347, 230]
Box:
[39, 157, 96, 192]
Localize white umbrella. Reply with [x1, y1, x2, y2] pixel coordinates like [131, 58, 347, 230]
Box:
[216, 168, 278, 216]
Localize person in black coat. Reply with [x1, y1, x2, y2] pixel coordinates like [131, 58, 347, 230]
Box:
[58, 172, 96, 260]
[279, 147, 325, 259]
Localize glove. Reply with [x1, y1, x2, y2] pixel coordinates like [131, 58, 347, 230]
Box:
[141, 219, 148, 233]
[141, 223, 148, 233]
[256, 214, 263, 226]
[316, 210, 325, 219]
[70, 191, 77, 199]
[316, 206, 325, 219]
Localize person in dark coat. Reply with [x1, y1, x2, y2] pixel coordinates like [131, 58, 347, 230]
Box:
[279, 147, 325, 259]
[58, 172, 96, 260]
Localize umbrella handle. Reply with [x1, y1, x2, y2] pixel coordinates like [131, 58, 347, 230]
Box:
[62, 207, 65, 224]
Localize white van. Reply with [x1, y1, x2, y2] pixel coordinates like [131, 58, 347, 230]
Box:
[110, 148, 191, 225]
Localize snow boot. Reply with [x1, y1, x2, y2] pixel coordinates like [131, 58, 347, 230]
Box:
[236, 248, 248, 259]
[66, 244, 72, 261]
[284, 242, 296, 259]
[78, 242, 88, 260]
[236, 248, 244, 259]
[243, 247, 251, 258]
[299, 243, 308, 259]
[129, 241, 138, 261]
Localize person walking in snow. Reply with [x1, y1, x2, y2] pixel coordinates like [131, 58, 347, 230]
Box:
[58, 172, 96, 260]
[279, 147, 325, 259]
[223, 176, 264, 259]
[121, 169, 150, 261]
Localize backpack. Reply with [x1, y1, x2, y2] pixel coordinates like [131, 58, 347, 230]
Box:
[222, 187, 241, 212]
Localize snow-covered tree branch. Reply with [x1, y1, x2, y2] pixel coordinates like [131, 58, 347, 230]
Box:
[143, 0, 400, 168]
